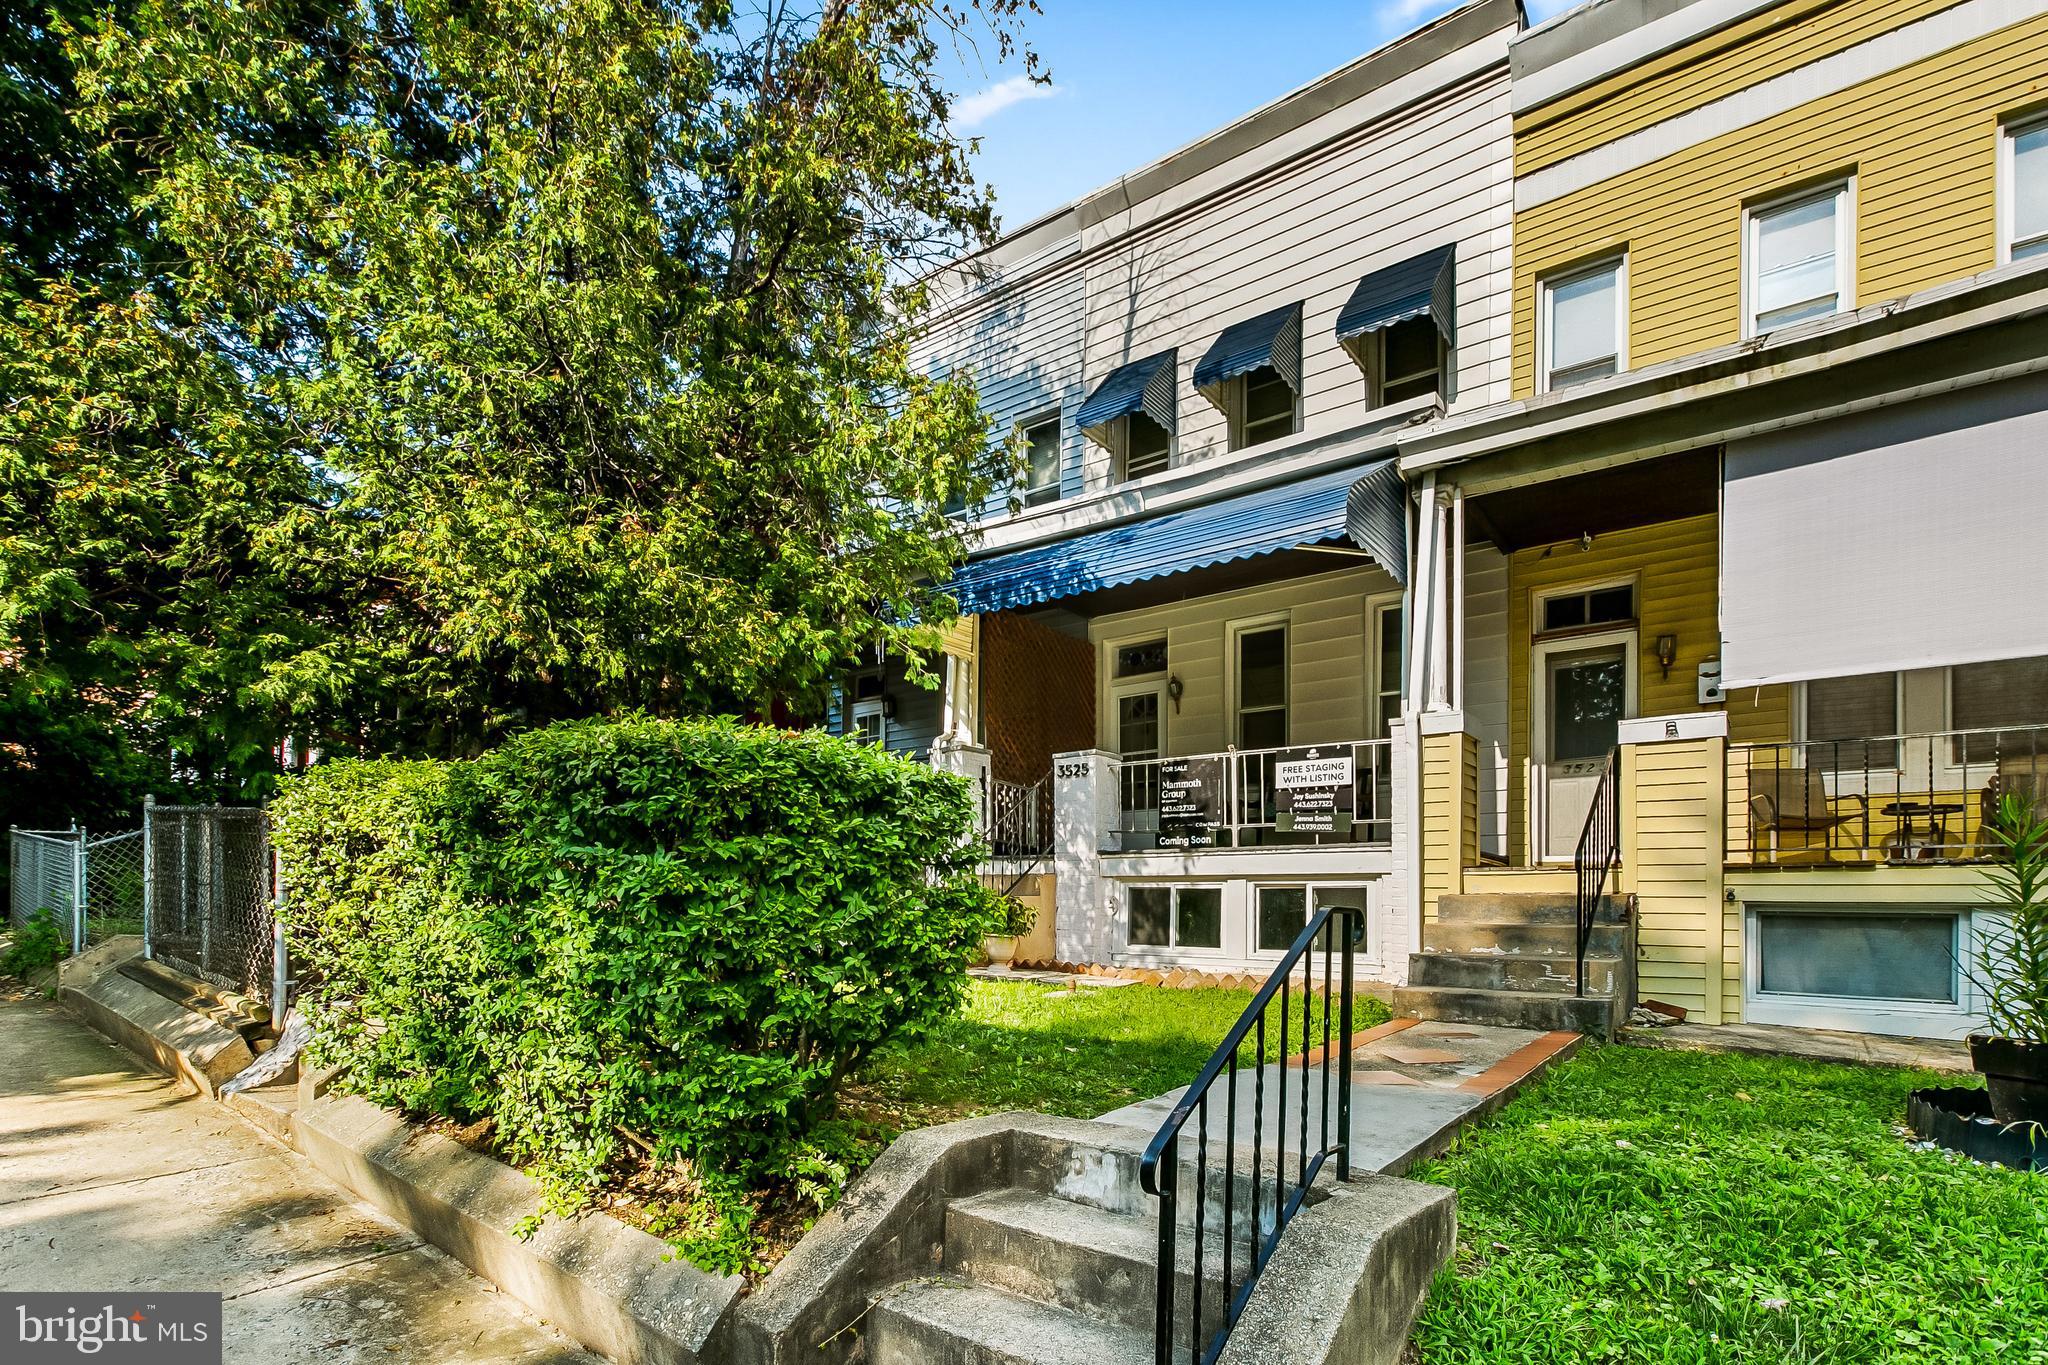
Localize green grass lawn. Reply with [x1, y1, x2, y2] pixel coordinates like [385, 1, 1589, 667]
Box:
[1410, 1045, 2048, 1364]
[849, 977, 1393, 1129]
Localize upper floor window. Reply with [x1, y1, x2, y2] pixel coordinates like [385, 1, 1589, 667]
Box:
[1118, 413, 1173, 481]
[1020, 416, 1060, 506]
[1540, 257, 1624, 392]
[2004, 115, 2048, 263]
[1745, 181, 1852, 335]
[1195, 304, 1303, 453]
[1374, 316, 1444, 406]
[1076, 350, 1176, 485]
[1237, 365, 1298, 449]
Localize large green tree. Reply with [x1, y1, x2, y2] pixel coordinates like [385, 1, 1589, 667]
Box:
[1, 0, 1029, 816]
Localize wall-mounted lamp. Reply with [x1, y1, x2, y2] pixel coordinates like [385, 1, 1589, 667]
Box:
[1654, 634, 1678, 680]
[881, 695, 898, 721]
[1167, 674, 1184, 714]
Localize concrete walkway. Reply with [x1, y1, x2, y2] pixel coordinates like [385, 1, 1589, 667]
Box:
[0, 997, 600, 1364]
[1094, 1019, 1579, 1174]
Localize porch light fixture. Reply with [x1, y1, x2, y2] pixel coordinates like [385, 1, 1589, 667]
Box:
[1167, 674, 1184, 713]
[1655, 634, 1678, 679]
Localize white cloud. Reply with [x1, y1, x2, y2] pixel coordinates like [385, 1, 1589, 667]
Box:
[952, 75, 1062, 131]
[1382, 0, 1458, 24]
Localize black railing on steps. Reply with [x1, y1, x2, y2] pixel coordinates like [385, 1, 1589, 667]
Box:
[1573, 747, 1622, 998]
[1139, 905, 1363, 1365]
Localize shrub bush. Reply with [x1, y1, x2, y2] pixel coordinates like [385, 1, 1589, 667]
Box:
[2, 908, 67, 979]
[273, 717, 1001, 1234]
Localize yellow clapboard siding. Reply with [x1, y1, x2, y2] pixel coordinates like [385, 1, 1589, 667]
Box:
[1516, 0, 1967, 172]
[1512, 14, 2048, 395]
[1505, 514, 1721, 866]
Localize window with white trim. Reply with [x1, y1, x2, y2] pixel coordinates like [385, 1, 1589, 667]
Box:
[1745, 182, 1852, 335]
[1128, 885, 1223, 951]
[1373, 317, 1443, 407]
[1020, 416, 1060, 506]
[1950, 654, 2048, 765]
[1235, 624, 1288, 750]
[1231, 365, 1298, 450]
[1116, 413, 1172, 482]
[2006, 115, 2048, 263]
[1253, 884, 1370, 955]
[1540, 257, 1623, 391]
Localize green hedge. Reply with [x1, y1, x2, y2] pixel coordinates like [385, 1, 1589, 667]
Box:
[273, 717, 1000, 1215]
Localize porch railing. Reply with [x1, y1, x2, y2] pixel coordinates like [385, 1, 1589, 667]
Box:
[1110, 739, 1393, 850]
[1140, 902, 1361, 1365]
[983, 774, 1052, 862]
[1572, 748, 1621, 997]
[1728, 723, 2048, 865]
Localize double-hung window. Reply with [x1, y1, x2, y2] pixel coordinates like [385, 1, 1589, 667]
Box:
[1235, 366, 1298, 449]
[2005, 115, 2048, 263]
[1128, 885, 1223, 951]
[1746, 182, 1852, 335]
[1803, 672, 1899, 776]
[1118, 414, 1172, 482]
[1020, 416, 1060, 506]
[1541, 258, 1624, 391]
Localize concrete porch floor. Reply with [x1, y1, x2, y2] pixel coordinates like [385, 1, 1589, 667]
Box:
[1092, 1019, 1580, 1175]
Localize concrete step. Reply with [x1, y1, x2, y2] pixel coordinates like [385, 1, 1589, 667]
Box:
[1421, 921, 1630, 959]
[868, 1277, 1154, 1365]
[946, 1189, 1250, 1334]
[1436, 893, 1630, 927]
[1390, 985, 1616, 1035]
[1407, 952, 1623, 996]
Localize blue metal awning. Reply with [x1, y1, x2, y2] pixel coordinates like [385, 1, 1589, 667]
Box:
[946, 459, 1406, 614]
[1193, 303, 1303, 396]
[1074, 351, 1177, 438]
[1335, 244, 1457, 348]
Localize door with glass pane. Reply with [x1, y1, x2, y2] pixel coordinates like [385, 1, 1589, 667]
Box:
[1115, 686, 1165, 835]
[1537, 642, 1629, 861]
[1234, 624, 1288, 830]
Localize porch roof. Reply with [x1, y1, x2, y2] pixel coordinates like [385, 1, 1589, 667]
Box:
[945, 459, 1405, 615]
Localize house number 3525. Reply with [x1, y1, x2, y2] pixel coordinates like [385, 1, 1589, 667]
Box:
[1056, 762, 1090, 779]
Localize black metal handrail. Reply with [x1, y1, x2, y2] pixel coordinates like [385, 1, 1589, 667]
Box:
[1572, 747, 1622, 997]
[1138, 905, 1362, 1365]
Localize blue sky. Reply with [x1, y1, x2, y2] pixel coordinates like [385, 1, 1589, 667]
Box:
[944, 0, 1579, 231]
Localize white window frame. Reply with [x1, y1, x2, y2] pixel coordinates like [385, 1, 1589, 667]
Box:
[1102, 630, 1170, 759]
[1538, 254, 1627, 394]
[1999, 111, 2048, 265]
[1124, 882, 1228, 956]
[1742, 178, 1856, 339]
[1793, 671, 1905, 796]
[1018, 410, 1063, 507]
[851, 698, 888, 747]
[1249, 882, 1375, 960]
[1114, 412, 1174, 484]
[1226, 615, 1291, 752]
[1369, 318, 1446, 409]
[1370, 596, 1405, 740]
[1939, 657, 2048, 784]
[1532, 576, 1638, 639]
[1743, 904, 1979, 1038]
[1229, 366, 1300, 452]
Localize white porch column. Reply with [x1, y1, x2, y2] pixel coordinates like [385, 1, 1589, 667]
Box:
[1053, 749, 1118, 965]
[929, 740, 993, 836]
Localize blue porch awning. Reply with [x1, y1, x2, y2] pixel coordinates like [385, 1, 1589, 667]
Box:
[1335, 244, 1457, 350]
[946, 459, 1406, 615]
[1074, 351, 1177, 442]
[1193, 303, 1304, 398]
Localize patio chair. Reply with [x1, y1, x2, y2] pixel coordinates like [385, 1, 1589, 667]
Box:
[1749, 765, 1868, 862]
[1978, 754, 2047, 854]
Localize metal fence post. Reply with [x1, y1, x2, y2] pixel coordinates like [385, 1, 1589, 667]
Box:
[141, 796, 155, 960]
[270, 842, 287, 1031]
[70, 825, 86, 956]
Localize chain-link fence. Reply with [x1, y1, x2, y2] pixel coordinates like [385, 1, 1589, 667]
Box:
[83, 830, 146, 945]
[145, 803, 274, 1000]
[9, 828, 78, 939]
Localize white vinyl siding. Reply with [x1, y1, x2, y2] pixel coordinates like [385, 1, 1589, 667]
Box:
[1745, 181, 1852, 336]
[1540, 257, 1623, 390]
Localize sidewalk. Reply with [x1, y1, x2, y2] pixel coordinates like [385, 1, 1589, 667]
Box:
[1093, 1019, 1579, 1173]
[0, 996, 598, 1363]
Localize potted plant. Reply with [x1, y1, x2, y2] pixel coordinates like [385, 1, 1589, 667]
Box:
[1970, 791, 2048, 1124]
[983, 897, 1037, 971]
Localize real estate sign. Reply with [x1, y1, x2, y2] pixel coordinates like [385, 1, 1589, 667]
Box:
[1158, 756, 1226, 848]
[1273, 747, 1354, 835]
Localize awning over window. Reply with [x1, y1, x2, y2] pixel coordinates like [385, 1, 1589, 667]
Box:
[945, 459, 1406, 615]
[1335, 245, 1457, 365]
[1720, 373, 2048, 689]
[1193, 303, 1303, 409]
[1075, 351, 1176, 448]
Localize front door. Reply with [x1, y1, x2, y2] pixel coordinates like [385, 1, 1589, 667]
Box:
[1115, 686, 1165, 833]
[1537, 642, 1629, 861]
